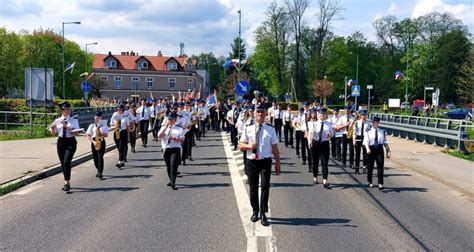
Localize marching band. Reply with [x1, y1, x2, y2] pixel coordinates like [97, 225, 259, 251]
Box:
[49, 97, 392, 226]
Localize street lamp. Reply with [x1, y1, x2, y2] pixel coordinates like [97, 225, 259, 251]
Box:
[62, 21, 81, 99]
[85, 42, 98, 74]
[237, 9, 241, 82]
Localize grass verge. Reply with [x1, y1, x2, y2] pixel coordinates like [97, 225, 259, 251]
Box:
[442, 149, 474, 162]
[0, 181, 26, 196]
[0, 126, 54, 141]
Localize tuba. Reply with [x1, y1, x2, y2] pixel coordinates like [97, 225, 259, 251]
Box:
[95, 123, 102, 151]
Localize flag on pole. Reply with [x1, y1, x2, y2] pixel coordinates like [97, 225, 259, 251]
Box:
[178, 91, 182, 101]
[64, 62, 76, 73]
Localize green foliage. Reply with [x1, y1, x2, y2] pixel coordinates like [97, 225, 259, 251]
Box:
[0, 28, 91, 99]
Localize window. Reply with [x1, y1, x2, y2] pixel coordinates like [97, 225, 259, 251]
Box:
[187, 63, 193, 70]
[132, 77, 140, 90]
[106, 60, 117, 68]
[187, 79, 193, 90]
[168, 78, 176, 90]
[100, 76, 108, 85]
[146, 77, 153, 89]
[138, 61, 148, 69]
[167, 62, 177, 70]
[114, 76, 122, 89]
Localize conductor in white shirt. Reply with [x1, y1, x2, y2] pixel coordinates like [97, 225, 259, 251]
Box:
[137, 98, 151, 147]
[240, 103, 281, 226]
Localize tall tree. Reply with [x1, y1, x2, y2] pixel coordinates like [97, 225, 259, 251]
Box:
[0, 28, 24, 97]
[455, 57, 474, 104]
[286, 0, 310, 99]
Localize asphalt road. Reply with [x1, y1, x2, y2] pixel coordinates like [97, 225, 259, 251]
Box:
[0, 130, 472, 251]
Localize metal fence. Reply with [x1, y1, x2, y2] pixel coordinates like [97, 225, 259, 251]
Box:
[370, 112, 472, 152]
[0, 106, 116, 132]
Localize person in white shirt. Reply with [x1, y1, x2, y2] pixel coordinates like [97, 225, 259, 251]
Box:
[49, 101, 80, 192]
[137, 98, 151, 147]
[110, 104, 129, 168]
[128, 103, 139, 153]
[267, 102, 276, 125]
[272, 104, 284, 142]
[363, 116, 391, 190]
[158, 112, 185, 190]
[181, 101, 195, 164]
[301, 102, 311, 167]
[227, 102, 241, 150]
[334, 106, 354, 168]
[307, 107, 334, 188]
[330, 108, 340, 159]
[86, 111, 109, 179]
[240, 103, 281, 226]
[150, 98, 159, 141]
[353, 109, 371, 174]
[283, 105, 294, 148]
[292, 107, 305, 158]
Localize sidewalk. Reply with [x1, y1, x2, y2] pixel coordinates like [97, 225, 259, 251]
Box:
[0, 134, 115, 185]
[386, 136, 473, 198]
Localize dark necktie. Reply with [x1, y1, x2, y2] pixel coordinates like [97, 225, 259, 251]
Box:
[142, 107, 145, 118]
[167, 128, 172, 144]
[254, 124, 262, 159]
[361, 121, 365, 136]
[62, 119, 66, 138]
[374, 129, 378, 145]
[319, 121, 323, 142]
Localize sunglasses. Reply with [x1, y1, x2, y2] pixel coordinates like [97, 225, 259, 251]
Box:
[256, 109, 266, 113]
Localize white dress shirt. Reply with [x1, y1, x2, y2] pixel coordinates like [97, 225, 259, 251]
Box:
[55, 115, 79, 138]
[110, 112, 129, 130]
[307, 120, 333, 142]
[363, 127, 387, 148]
[240, 122, 278, 160]
[161, 125, 184, 150]
[273, 109, 283, 119]
[292, 115, 303, 132]
[283, 111, 294, 122]
[137, 106, 151, 121]
[354, 119, 371, 139]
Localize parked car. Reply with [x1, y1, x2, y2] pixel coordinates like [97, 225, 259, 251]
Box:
[446, 103, 456, 110]
[444, 108, 472, 120]
[400, 102, 410, 109]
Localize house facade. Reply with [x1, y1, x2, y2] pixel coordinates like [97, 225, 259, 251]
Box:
[92, 51, 205, 99]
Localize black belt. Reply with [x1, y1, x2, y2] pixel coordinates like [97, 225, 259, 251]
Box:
[248, 157, 271, 161]
[92, 137, 105, 141]
[369, 144, 383, 148]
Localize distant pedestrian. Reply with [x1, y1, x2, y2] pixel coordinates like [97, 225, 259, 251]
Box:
[49, 102, 79, 192]
[137, 98, 151, 147]
[363, 116, 391, 190]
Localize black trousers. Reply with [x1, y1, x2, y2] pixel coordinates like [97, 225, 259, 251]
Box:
[114, 130, 128, 162]
[305, 138, 312, 168]
[340, 135, 354, 166]
[164, 148, 181, 185]
[368, 145, 385, 184]
[139, 120, 149, 145]
[354, 137, 367, 168]
[200, 120, 207, 137]
[331, 137, 337, 158]
[230, 124, 238, 149]
[270, 117, 274, 125]
[151, 118, 159, 139]
[247, 158, 272, 214]
[274, 119, 283, 141]
[91, 139, 105, 173]
[182, 130, 193, 160]
[295, 131, 304, 156]
[57, 137, 77, 181]
[129, 130, 137, 150]
[283, 121, 293, 147]
[335, 136, 344, 160]
[310, 140, 330, 179]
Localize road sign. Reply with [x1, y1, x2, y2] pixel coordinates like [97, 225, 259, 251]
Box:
[351, 85, 360, 97]
[235, 80, 250, 95]
[367, 85, 373, 90]
[81, 81, 92, 93]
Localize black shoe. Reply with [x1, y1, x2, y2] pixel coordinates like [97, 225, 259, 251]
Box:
[355, 169, 360, 174]
[95, 172, 99, 178]
[171, 184, 178, 190]
[183, 161, 186, 166]
[189, 157, 194, 161]
[124, 159, 128, 162]
[116, 163, 122, 169]
[167, 182, 171, 186]
[342, 164, 346, 168]
[291, 145, 294, 148]
[98, 173, 103, 179]
[62, 184, 71, 192]
[260, 213, 270, 226]
[323, 183, 329, 189]
[297, 154, 300, 158]
[302, 161, 306, 165]
[144, 144, 147, 148]
[378, 185, 384, 191]
[250, 212, 259, 222]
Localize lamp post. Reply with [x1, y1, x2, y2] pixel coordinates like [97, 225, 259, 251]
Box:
[237, 9, 241, 82]
[62, 21, 81, 99]
[344, 76, 348, 107]
[85, 42, 98, 74]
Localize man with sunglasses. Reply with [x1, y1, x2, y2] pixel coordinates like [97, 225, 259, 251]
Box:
[240, 103, 281, 226]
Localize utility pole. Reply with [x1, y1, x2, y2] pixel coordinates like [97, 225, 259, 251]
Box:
[237, 9, 241, 82]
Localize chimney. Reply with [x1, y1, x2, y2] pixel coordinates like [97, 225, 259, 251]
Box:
[157, 51, 162, 57]
[130, 50, 135, 56]
[121, 52, 127, 56]
[108, 51, 112, 56]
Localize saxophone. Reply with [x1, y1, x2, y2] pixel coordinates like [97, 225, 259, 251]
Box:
[347, 114, 359, 139]
[95, 123, 102, 151]
[115, 119, 121, 139]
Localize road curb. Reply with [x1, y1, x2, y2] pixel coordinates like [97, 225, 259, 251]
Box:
[0, 143, 117, 195]
[388, 158, 473, 200]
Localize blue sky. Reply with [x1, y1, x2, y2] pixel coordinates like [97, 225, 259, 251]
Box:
[0, 0, 472, 57]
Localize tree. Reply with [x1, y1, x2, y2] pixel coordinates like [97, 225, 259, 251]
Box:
[0, 28, 24, 97]
[455, 57, 474, 103]
[313, 78, 333, 105]
[286, 0, 310, 99]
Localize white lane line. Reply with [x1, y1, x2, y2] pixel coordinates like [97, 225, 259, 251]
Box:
[221, 132, 277, 252]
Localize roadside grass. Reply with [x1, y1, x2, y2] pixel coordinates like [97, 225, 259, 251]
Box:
[0, 181, 25, 196]
[442, 149, 474, 162]
[0, 125, 54, 141]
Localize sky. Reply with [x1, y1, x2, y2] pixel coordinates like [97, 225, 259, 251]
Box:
[0, 0, 472, 58]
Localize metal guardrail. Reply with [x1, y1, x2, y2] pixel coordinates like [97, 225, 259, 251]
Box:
[0, 107, 116, 131]
[370, 113, 471, 152]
